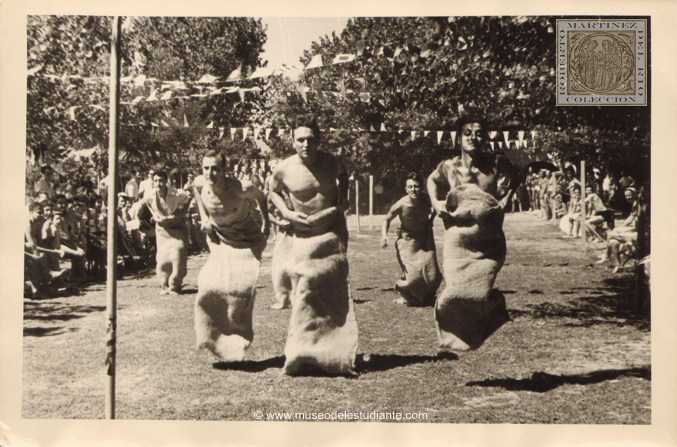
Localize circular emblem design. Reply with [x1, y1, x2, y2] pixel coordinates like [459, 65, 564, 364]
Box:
[569, 33, 635, 94]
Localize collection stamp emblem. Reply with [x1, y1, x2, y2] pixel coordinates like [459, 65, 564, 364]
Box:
[557, 19, 647, 105]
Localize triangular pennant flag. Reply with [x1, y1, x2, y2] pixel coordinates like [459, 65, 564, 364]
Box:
[28, 64, 44, 76]
[423, 131, 430, 138]
[197, 74, 219, 84]
[147, 88, 158, 102]
[518, 131, 525, 147]
[160, 91, 173, 100]
[89, 105, 105, 112]
[393, 47, 402, 58]
[230, 128, 237, 141]
[161, 119, 170, 128]
[450, 131, 456, 143]
[329, 127, 338, 132]
[411, 131, 417, 141]
[370, 123, 376, 132]
[183, 114, 189, 128]
[503, 131, 510, 144]
[249, 66, 276, 79]
[238, 89, 246, 103]
[489, 131, 498, 140]
[489, 141, 495, 151]
[242, 128, 248, 141]
[380, 123, 387, 132]
[227, 64, 242, 82]
[531, 130, 537, 140]
[375, 47, 384, 57]
[265, 128, 273, 141]
[133, 74, 147, 86]
[497, 141, 503, 149]
[206, 121, 214, 129]
[379, 99, 386, 107]
[305, 54, 323, 69]
[131, 96, 145, 105]
[218, 128, 224, 139]
[437, 131, 444, 144]
[338, 80, 347, 98]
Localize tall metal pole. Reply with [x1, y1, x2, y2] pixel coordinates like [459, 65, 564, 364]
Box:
[355, 179, 361, 234]
[580, 161, 587, 249]
[105, 16, 122, 420]
[368, 175, 374, 228]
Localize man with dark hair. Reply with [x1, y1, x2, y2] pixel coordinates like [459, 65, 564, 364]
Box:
[192, 149, 270, 362]
[268, 113, 357, 376]
[138, 168, 156, 200]
[381, 172, 442, 307]
[426, 114, 515, 352]
[140, 169, 191, 294]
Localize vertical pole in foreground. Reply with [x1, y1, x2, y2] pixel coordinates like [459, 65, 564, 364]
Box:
[368, 175, 374, 228]
[105, 16, 122, 420]
[580, 161, 587, 249]
[355, 179, 361, 233]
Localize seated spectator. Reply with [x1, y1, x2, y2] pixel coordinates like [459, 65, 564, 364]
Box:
[583, 185, 614, 241]
[597, 188, 639, 273]
[559, 187, 582, 238]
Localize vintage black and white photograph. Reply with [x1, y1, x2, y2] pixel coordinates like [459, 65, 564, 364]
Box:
[2, 1, 676, 446]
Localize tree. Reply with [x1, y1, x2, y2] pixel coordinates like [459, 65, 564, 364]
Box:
[26, 15, 269, 196]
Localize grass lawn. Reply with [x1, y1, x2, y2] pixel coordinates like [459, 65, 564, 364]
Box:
[22, 212, 650, 423]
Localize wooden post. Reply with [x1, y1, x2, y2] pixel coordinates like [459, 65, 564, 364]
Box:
[355, 178, 361, 234]
[105, 16, 122, 420]
[369, 175, 374, 228]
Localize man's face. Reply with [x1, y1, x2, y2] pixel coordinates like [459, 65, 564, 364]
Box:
[52, 214, 63, 225]
[148, 170, 156, 180]
[624, 190, 635, 202]
[202, 156, 225, 186]
[153, 175, 167, 193]
[459, 123, 484, 153]
[293, 127, 319, 162]
[43, 206, 53, 218]
[56, 198, 67, 213]
[405, 179, 421, 199]
[585, 187, 593, 196]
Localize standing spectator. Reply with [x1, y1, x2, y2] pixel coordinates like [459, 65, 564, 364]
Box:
[125, 169, 141, 202]
[138, 169, 156, 200]
[598, 188, 640, 272]
[35, 166, 56, 202]
[538, 170, 551, 220]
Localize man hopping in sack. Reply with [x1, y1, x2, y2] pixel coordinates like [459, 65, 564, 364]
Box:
[192, 150, 270, 362]
[268, 113, 358, 376]
[381, 172, 442, 307]
[427, 114, 517, 351]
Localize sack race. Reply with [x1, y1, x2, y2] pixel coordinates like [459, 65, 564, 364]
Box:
[155, 223, 188, 291]
[271, 227, 293, 308]
[435, 184, 511, 351]
[283, 207, 358, 375]
[194, 215, 266, 362]
[394, 227, 442, 306]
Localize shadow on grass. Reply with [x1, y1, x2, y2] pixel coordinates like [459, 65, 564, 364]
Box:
[23, 326, 65, 337]
[23, 302, 106, 325]
[356, 352, 458, 373]
[507, 275, 650, 330]
[213, 356, 285, 372]
[465, 366, 650, 393]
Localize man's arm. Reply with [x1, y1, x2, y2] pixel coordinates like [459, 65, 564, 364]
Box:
[243, 182, 270, 238]
[381, 200, 402, 249]
[25, 220, 40, 255]
[427, 167, 450, 218]
[268, 167, 311, 228]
